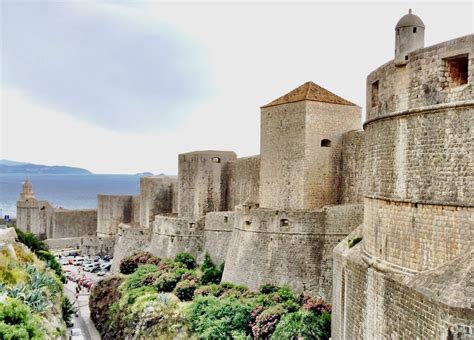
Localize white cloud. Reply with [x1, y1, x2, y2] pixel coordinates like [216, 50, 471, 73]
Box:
[1, 1, 472, 174]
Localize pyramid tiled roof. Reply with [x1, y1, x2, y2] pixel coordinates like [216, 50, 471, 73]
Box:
[262, 81, 356, 108]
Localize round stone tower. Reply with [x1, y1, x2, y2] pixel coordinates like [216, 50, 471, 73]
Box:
[395, 9, 425, 66]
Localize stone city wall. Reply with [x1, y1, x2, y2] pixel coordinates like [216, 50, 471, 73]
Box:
[178, 151, 237, 219]
[52, 209, 97, 239]
[363, 197, 472, 272]
[202, 212, 235, 265]
[111, 224, 152, 273]
[44, 237, 82, 250]
[131, 195, 140, 225]
[303, 101, 361, 208]
[139, 176, 176, 228]
[148, 215, 205, 260]
[224, 155, 260, 211]
[81, 234, 115, 256]
[222, 204, 363, 301]
[259, 102, 306, 209]
[16, 200, 54, 239]
[332, 232, 473, 339]
[97, 194, 133, 237]
[340, 130, 366, 204]
[363, 107, 472, 205]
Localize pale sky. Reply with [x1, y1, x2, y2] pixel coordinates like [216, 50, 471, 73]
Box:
[1, 1, 472, 174]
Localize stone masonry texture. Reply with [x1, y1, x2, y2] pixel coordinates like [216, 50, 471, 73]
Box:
[332, 33, 474, 339]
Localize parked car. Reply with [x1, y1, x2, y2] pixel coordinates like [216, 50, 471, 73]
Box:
[85, 281, 95, 289]
[100, 262, 111, 271]
[91, 266, 101, 273]
[81, 279, 92, 287]
[97, 270, 107, 277]
[83, 264, 95, 272]
[70, 328, 84, 340]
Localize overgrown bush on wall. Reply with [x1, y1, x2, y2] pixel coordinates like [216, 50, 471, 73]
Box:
[92, 251, 332, 339]
[119, 251, 161, 275]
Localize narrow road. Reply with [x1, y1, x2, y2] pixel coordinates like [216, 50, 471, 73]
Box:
[63, 265, 101, 340]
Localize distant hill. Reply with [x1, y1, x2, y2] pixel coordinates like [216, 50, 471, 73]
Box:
[0, 160, 92, 174]
[134, 172, 154, 176]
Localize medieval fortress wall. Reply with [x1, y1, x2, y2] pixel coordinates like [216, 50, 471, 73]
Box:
[332, 12, 473, 339]
[16, 10, 472, 338]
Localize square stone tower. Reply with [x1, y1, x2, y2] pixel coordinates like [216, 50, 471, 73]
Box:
[259, 81, 361, 210]
[178, 151, 237, 219]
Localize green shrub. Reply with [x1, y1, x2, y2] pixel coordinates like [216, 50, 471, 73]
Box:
[259, 283, 279, 294]
[200, 252, 215, 272]
[200, 267, 222, 285]
[14, 229, 48, 253]
[250, 304, 286, 338]
[272, 310, 331, 340]
[89, 276, 124, 335]
[127, 264, 157, 289]
[154, 272, 180, 292]
[217, 283, 251, 299]
[0, 298, 44, 339]
[119, 252, 161, 275]
[61, 297, 76, 327]
[254, 286, 299, 311]
[173, 279, 198, 301]
[125, 286, 157, 305]
[199, 253, 224, 285]
[186, 296, 252, 340]
[194, 284, 222, 297]
[300, 295, 332, 315]
[36, 250, 64, 282]
[174, 252, 196, 270]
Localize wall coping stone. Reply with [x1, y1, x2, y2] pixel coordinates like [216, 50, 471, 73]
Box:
[364, 194, 474, 208]
[363, 100, 474, 128]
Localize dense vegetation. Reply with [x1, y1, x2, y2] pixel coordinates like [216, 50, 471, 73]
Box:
[91, 251, 331, 339]
[0, 229, 74, 339]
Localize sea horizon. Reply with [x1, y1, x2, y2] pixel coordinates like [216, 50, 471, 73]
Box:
[0, 173, 141, 217]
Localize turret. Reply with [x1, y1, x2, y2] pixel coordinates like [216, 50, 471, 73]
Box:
[395, 9, 425, 66]
[19, 179, 36, 201]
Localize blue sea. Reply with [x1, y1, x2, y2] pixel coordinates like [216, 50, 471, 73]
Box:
[0, 174, 140, 218]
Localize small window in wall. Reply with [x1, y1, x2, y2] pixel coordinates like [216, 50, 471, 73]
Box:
[189, 222, 195, 228]
[211, 157, 221, 163]
[280, 219, 289, 227]
[444, 55, 469, 87]
[371, 80, 379, 107]
[321, 139, 331, 147]
[244, 220, 251, 226]
[413, 27, 417, 33]
[224, 216, 228, 223]
[405, 55, 408, 61]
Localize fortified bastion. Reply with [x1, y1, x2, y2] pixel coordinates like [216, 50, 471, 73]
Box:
[332, 11, 473, 339]
[112, 81, 367, 302]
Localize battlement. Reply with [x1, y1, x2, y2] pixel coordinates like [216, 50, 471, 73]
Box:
[367, 34, 473, 120]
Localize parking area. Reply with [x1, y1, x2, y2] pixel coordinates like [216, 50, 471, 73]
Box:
[58, 254, 112, 340]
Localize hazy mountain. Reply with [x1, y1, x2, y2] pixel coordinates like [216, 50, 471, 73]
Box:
[134, 172, 154, 176]
[0, 160, 92, 174]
